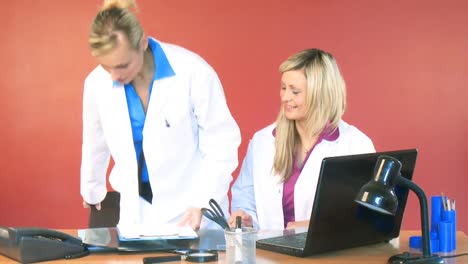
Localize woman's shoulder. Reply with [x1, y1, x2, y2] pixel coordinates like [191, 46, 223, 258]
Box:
[251, 123, 276, 141]
[337, 120, 375, 150]
[156, 39, 210, 67]
[85, 66, 111, 87]
[338, 120, 369, 138]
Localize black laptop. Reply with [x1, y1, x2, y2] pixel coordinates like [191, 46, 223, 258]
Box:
[256, 149, 418, 257]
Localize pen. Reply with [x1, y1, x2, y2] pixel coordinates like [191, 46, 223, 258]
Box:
[441, 192, 447, 211]
[236, 216, 242, 230]
[235, 216, 243, 262]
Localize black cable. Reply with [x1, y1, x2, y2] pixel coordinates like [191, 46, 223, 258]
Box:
[64, 247, 90, 259]
[440, 253, 468, 259]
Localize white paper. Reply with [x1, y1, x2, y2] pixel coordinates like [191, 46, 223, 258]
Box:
[117, 223, 198, 241]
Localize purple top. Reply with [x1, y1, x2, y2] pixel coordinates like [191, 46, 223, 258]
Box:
[279, 127, 340, 228]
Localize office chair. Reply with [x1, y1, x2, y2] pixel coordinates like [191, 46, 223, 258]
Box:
[88, 192, 120, 228]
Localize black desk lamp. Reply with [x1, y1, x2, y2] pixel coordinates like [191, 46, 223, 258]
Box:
[355, 155, 443, 264]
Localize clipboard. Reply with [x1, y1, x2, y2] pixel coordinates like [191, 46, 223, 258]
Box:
[116, 224, 198, 242]
[78, 228, 225, 253]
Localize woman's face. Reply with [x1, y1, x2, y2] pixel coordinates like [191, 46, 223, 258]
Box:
[280, 69, 308, 121]
[95, 32, 145, 85]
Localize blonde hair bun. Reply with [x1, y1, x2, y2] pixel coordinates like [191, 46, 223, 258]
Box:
[101, 0, 137, 11]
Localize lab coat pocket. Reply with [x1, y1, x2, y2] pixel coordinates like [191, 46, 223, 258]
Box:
[145, 108, 196, 163]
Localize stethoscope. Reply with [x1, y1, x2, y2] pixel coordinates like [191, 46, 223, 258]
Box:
[143, 249, 218, 263]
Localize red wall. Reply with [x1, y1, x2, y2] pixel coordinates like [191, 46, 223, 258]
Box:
[1, 0, 467, 233]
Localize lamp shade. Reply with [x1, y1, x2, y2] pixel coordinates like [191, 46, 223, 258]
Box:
[354, 155, 402, 215]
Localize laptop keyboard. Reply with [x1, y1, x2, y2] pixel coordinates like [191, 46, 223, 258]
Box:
[258, 232, 307, 249]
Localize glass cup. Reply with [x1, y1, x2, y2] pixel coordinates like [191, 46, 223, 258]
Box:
[224, 227, 257, 264]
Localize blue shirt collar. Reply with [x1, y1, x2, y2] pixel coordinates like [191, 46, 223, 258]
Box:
[113, 37, 175, 87]
[148, 37, 175, 80]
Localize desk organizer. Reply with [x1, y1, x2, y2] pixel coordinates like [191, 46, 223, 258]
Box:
[409, 195, 456, 253]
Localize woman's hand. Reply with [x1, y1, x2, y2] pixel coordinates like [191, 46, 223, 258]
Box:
[228, 209, 253, 228]
[178, 207, 202, 231]
[286, 220, 309, 230]
[83, 200, 101, 210]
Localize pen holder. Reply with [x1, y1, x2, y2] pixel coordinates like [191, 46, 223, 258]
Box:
[409, 195, 457, 253]
[442, 209, 456, 251]
[430, 196, 443, 233]
[224, 227, 257, 264]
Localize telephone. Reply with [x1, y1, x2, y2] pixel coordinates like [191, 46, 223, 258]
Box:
[0, 226, 88, 263]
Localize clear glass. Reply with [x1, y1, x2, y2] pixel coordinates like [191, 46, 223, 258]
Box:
[224, 227, 257, 264]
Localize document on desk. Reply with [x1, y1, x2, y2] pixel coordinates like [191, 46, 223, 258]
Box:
[117, 223, 198, 241]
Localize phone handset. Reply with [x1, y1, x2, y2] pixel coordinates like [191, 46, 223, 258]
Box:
[15, 227, 82, 244]
[0, 226, 89, 263]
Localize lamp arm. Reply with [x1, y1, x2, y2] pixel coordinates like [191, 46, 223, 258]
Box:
[395, 175, 431, 257]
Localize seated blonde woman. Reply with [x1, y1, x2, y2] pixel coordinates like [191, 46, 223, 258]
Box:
[229, 49, 375, 230]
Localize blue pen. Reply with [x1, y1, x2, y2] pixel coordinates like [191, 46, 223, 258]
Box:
[165, 119, 170, 127]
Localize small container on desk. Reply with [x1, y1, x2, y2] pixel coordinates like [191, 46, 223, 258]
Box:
[225, 227, 257, 264]
[410, 195, 457, 253]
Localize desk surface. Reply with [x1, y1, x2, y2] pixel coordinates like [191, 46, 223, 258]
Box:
[0, 231, 466, 263]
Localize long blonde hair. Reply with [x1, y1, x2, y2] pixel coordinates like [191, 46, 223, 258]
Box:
[273, 49, 346, 181]
[89, 0, 143, 56]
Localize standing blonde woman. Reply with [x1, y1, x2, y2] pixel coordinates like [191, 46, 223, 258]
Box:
[80, 0, 241, 231]
[229, 49, 375, 230]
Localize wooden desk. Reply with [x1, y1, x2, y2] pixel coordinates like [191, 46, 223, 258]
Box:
[0, 231, 466, 263]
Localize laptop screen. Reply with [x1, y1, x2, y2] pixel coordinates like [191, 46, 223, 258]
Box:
[304, 149, 418, 254]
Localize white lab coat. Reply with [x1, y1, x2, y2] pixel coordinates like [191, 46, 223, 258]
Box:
[80, 39, 241, 229]
[231, 121, 375, 230]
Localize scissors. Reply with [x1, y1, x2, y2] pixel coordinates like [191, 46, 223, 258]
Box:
[201, 199, 229, 230]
